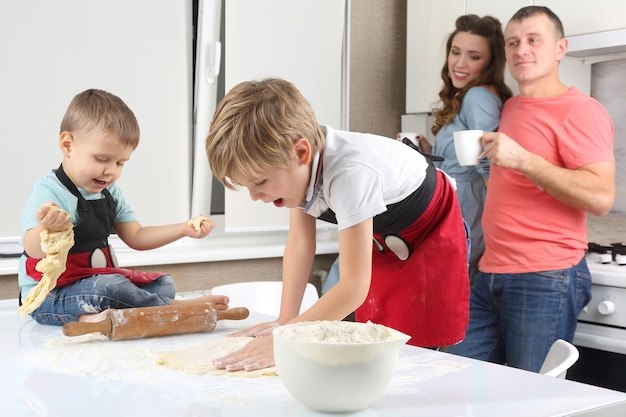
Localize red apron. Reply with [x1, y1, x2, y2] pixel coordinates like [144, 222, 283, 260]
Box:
[25, 246, 163, 287]
[356, 170, 470, 347]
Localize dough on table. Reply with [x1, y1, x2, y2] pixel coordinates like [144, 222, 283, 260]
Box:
[187, 215, 211, 232]
[157, 337, 278, 378]
[18, 207, 74, 317]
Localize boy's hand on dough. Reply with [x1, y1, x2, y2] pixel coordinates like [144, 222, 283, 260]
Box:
[213, 336, 275, 372]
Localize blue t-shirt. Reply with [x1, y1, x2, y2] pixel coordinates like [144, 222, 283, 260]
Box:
[18, 169, 137, 295]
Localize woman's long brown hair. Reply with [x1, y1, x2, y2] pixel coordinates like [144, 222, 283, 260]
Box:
[431, 15, 513, 136]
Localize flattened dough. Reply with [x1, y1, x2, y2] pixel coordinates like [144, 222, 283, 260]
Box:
[19, 207, 75, 317]
[157, 337, 278, 378]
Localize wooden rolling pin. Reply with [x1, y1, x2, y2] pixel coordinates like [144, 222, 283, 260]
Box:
[62, 304, 249, 340]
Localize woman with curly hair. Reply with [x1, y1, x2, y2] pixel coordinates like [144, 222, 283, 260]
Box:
[421, 14, 512, 282]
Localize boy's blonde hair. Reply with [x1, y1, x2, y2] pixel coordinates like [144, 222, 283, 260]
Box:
[206, 78, 325, 189]
[60, 89, 140, 149]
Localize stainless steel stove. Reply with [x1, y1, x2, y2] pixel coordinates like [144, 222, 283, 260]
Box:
[569, 243, 626, 392]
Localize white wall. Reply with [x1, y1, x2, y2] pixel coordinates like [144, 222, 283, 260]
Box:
[0, 1, 193, 240]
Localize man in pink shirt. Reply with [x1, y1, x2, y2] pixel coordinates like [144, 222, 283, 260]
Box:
[447, 6, 615, 372]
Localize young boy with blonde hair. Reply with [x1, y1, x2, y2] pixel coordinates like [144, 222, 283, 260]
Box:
[19, 89, 227, 325]
[206, 78, 470, 372]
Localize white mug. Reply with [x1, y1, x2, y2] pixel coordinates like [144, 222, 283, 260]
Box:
[453, 130, 484, 166]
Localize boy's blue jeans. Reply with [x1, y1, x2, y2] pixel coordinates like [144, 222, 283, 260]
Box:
[447, 257, 592, 372]
[30, 274, 176, 326]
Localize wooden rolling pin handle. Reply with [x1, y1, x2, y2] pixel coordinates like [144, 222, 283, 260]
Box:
[217, 307, 249, 321]
[62, 319, 113, 337]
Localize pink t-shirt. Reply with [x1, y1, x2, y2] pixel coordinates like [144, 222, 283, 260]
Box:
[480, 87, 614, 273]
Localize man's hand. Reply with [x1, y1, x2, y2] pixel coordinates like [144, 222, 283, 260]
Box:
[481, 131, 532, 170]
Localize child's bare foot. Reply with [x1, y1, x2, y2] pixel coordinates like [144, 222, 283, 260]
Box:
[172, 294, 229, 310]
[78, 308, 111, 323]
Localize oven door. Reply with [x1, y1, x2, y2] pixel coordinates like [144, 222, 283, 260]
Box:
[569, 321, 626, 392]
[574, 322, 626, 354]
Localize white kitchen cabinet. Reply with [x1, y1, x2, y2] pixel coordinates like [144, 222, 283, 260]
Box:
[405, 0, 532, 114]
[469, 0, 626, 37]
[406, 0, 465, 114]
[542, 0, 626, 35]
[465, 0, 531, 27]
[223, 0, 345, 232]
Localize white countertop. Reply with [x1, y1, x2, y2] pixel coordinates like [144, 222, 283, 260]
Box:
[0, 218, 340, 276]
[1, 300, 625, 417]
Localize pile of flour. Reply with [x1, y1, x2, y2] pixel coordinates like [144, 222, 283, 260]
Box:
[276, 321, 395, 343]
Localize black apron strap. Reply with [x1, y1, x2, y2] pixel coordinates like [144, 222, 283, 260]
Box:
[55, 164, 116, 212]
[55, 164, 90, 212]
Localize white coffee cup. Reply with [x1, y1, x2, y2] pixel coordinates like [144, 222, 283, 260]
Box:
[399, 132, 419, 146]
[453, 130, 484, 166]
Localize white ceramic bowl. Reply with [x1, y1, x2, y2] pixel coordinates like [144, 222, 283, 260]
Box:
[273, 321, 410, 412]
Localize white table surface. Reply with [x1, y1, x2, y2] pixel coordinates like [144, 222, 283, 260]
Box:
[1, 299, 626, 417]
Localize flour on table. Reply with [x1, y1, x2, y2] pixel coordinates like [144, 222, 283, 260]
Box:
[275, 320, 395, 343]
[385, 356, 468, 396]
[157, 336, 278, 378]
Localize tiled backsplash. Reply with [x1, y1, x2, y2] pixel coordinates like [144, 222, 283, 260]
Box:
[591, 59, 626, 213]
[587, 212, 626, 246]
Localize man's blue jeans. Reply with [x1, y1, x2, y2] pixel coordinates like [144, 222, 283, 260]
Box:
[447, 257, 592, 372]
[30, 274, 176, 326]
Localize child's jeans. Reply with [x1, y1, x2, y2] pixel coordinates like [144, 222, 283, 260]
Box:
[29, 273, 176, 326]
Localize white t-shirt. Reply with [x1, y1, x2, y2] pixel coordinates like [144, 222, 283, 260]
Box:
[304, 126, 429, 230]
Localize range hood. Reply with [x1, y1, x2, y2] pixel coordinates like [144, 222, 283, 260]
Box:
[567, 28, 626, 61]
